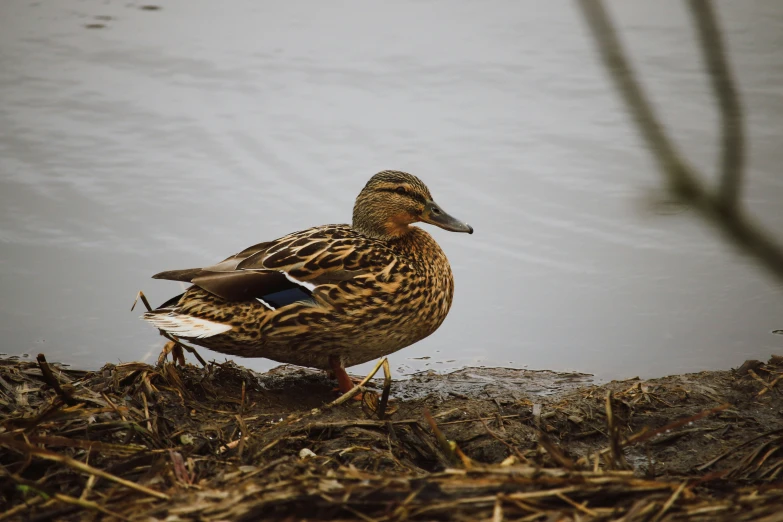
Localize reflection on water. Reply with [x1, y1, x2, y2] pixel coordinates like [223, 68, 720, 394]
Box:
[0, 0, 781, 380]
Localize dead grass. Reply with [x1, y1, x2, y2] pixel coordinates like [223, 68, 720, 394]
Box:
[1, 354, 782, 521]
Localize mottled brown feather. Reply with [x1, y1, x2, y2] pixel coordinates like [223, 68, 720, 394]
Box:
[143, 170, 471, 370]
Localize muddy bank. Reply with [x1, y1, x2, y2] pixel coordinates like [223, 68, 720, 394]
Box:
[1, 355, 782, 521]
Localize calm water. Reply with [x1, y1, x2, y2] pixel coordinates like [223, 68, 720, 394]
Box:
[1, 0, 782, 380]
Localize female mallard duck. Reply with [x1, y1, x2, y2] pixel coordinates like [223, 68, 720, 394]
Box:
[143, 170, 473, 393]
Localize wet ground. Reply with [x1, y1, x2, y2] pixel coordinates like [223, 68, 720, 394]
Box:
[1, 354, 782, 520]
[2, 0, 783, 379]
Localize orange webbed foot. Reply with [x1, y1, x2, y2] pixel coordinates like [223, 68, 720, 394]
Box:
[329, 356, 363, 401]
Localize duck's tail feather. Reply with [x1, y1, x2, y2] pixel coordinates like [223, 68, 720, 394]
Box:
[152, 268, 204, 282]
[142, 310, 232, 339]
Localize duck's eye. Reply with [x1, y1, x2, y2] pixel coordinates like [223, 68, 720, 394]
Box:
[395, 186, 407, 195]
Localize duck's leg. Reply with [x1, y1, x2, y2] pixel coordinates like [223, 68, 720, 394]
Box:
[328, 355, 363, 400]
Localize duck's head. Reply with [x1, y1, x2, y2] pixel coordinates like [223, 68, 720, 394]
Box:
[353, 170, 473, 239]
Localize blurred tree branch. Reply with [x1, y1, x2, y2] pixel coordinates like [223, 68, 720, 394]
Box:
[577, 0, 783, 283]
[688, 0, 745, 209]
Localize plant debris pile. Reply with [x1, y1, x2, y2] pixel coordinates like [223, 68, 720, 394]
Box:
[1, 354, 782, 521]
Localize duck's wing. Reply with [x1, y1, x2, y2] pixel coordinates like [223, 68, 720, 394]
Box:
[152, 240, 274, 283]
[153, 225, 383, 309]
[151, 240, 283, 303]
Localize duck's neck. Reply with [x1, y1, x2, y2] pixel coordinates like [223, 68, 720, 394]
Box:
[353, 221, 446, 262]
[386, 227, 445, 262]
[352, 216, 412, 241]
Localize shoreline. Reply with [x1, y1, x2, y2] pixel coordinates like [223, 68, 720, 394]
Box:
[1, 354, 782, 520]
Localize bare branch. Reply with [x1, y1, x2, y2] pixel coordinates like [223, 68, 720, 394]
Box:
[577, 0, 783, 283]
[687, 0, 745, 210]
[576, 0, 696, 197]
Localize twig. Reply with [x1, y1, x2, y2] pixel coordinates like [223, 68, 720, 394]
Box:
[302, 419, 419, 431]
[648, 426, 720, 446]
[256, 438, 281, 456]
[439, 414, 521, 426]
[344, 505, 380, 522]
[169, 450, 194, 485]
[236, 414, 248, 458]
[537, 431, 575, 470]
[5, 472, 129, 521]
[22, 435, 146, 455]
[481, 418, 527, 463]
[80, 474, 97, 500]
[102, 392, 127, 422]
[623, 403, 730, 448]
[306, 357, 387, 417]
[131, 290, 153, 313]
[556, 491, 598, 517]
[577, 0, 691, 194]
[53, 492, 130, 521]
[492, 496, 504, 522]
[578, 0, 783, 283]
[378, 358, 392, 420]
[0, 499, 44, 522]
[262, 361, 386, 432]
[36, 354, 79, 406]
[18, 398, 66, 433]
[698, 427, 783, 471]
[0, 436, 169, 500]
[687, 0, 744, 209]
[141, 390, 152, 433]
[652, 481, 688, 522]
[757, 373, 783, 398]
[241, 380, 246, 413]
[423, 408, 459, 466]
[596, 403, 730, 465]
[162, 332, 208, 367]
[604, 391, 630, 470]
[747, 369, 773, 393]
[133, 290, 207, 367]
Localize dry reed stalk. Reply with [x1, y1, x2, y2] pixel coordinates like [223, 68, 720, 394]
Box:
[0, 436, 170, 500]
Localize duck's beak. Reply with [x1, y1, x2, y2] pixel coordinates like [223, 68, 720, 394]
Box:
[421, 200, 474, 234]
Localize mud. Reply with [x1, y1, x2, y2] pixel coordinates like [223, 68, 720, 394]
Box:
[1, 354, 782, 521]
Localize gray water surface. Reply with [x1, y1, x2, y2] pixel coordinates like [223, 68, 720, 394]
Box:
[1, 1, 782, 380]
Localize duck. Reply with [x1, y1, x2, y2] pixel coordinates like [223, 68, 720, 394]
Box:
[142, 170, 473, 393]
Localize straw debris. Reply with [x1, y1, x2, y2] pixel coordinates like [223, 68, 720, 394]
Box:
[1, 354, 782, 520]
